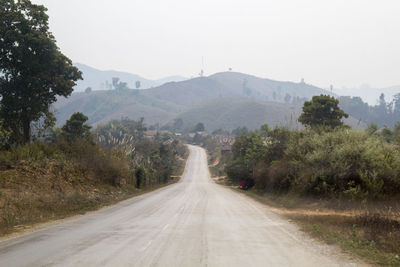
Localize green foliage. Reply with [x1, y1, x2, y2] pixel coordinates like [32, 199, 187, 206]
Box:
[225, 124, 400, 199]
[194, 122, 205, 132]
[61, 112, 92, 142]
[95, 118, 187, 188]
[0, 0, 82, 143]
[226, 132, 266, 183]
[0, 120, 11, 149]
[339, 95, 400, 128]
[366, 123, 378, 135]
[393, 122, 400, 145]
[283, 129, 399, 197]
[299, 95, 348, 128]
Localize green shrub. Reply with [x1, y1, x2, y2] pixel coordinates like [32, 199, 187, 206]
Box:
[282, 129, 400, 198]
[226, 125, 400, 199]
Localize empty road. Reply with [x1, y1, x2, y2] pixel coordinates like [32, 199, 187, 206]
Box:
[0, 145, 364, 266]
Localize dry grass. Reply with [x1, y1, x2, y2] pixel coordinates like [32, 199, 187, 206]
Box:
[232, 188, 400, 266]
[0, 143, 187, 237]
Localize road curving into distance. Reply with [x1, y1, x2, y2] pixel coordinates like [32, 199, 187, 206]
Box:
[0, 145, 365, 266]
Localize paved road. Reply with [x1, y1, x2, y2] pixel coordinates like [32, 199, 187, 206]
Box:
[0, 145, 364, 266]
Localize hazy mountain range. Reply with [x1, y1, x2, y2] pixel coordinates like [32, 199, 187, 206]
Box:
[334, 84, 400, 105]
[73, 63, 187, 92]
[54, 66, 368, 131]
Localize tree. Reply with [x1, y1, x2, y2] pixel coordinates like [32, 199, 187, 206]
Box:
[173, 118, 183, 131]
[85, 87, 92, 94]
[0, 0, 82, 143]
[194, 122, 205, 132]
[393, 122, 400, 144]
[284, 93, 292, 103]
[231, 126, 248, 136]
[393, 93, 400, 115]
[366, 123, 378, 135]
[61, 112, 91, 141]
[135, 81, 141, 89]
[299, 95, 348, 128]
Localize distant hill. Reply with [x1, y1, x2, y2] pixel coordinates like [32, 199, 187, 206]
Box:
[170, 98, 365, 132]
[73, 63, 187, 92]
[54, 89, 185, 126]
[143, 72, 331, 107]
[173, 98, 301, 131]
[54, 70, 364, 130]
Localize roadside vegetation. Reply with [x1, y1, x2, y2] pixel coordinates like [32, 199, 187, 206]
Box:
[209, 95, 400, 265]
[0, 114, 188, 236]
[0, 1, 188, 236]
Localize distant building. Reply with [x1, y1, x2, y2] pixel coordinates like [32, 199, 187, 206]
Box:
[144, 130, 157, 138]
[212, 134, 235, 153]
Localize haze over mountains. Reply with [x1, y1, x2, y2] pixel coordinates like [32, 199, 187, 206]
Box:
[73, 63, 187, 92]
[334, 84, 400, 105]
[54, 66, 371, 131]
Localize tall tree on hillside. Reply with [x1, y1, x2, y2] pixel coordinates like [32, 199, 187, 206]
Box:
[393, 93, 400, 115]
[284, 93, 292, 103]
[194, 122, 205, 132]
[0, 0, 82, 144]
[61, 112, 91, 142]
[299, 95, 348, 128]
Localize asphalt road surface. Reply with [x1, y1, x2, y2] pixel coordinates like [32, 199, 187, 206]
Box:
[0, 145, 365, 267]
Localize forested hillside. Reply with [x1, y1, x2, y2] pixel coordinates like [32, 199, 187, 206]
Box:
[53, 71, 334, 129]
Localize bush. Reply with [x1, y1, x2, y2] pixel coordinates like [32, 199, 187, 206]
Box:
[226, 125, 400, 199]
[280, 129, 400, 198]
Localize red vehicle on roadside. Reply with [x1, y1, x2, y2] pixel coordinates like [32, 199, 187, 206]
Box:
[239, 179, 254, 190]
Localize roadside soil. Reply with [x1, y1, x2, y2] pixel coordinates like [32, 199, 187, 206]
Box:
[213, 177, 400, 266]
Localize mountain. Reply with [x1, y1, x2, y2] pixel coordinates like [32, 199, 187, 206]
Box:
[73, 63, 187, 92]
[143, 72, 332, 107]
[54, 90, 185, 126]
[334, 84, 400, 105]
[54, 70, 363, 130]
[173, 98, 301, 131]
[170, 98, 365, 132]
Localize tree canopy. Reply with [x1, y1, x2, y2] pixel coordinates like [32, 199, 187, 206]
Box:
[61, 112, 91, 141]
[299, 95, 348, 128]
[0, 0, 82, 143]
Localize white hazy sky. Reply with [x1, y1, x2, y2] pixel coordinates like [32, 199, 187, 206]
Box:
[32, 0, 400, 89]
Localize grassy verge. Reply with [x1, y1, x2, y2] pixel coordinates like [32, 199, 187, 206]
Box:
[226, 186, 400, 266]
[0, 144, 188, 238]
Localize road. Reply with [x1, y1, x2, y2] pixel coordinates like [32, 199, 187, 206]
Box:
[0, 145, 364, 267]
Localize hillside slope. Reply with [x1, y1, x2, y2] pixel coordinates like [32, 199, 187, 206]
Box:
[54, 90, 185, 126]
[73, 63, 187, 92]
[143, 72, 331, 107]
[172, 98, 366, 131]
[174, 98, 302, 131]
[54, 71, 353, 129]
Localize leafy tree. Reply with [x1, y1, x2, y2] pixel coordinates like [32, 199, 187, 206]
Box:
[284, 93, 292, 103]
[299, 95, 348, 128]
[0, 119, 11, 149]
[366, 123, 378, 135]
[379, 126, 393, 143]
[393, 122, 400, 144]
[173, 118, 184, 131]
[194, 122, 205, 132]
[226, 132, 265, 183]
[393, 93, 400, 115]
[0, 0, 82, 143]
[231, 126, 248, 136]
[61, 112, 91, 141]
[85, 87, 92, 93]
